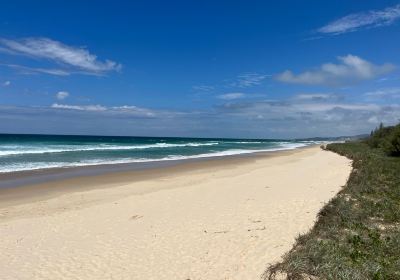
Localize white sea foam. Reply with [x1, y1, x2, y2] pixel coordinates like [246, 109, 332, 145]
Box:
[0, 142, 312, 173]
[223, 141, 264, 144]
[0, 142, 220, 156]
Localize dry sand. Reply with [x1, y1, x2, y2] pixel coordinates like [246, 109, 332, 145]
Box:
[0, 146, 352, 280]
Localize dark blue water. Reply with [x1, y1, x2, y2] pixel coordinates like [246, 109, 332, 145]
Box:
[0, 134, 322, 173]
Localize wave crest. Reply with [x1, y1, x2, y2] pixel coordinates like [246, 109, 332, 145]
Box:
[0, 142, 220, 156]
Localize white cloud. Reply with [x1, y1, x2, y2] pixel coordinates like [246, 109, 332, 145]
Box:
[56, 91, 69, 100]
[0, 37, 121, 75]
[111, 105, 156, 117]
[50, 103, 157, 117]
[2, 81, 11, 86]
[364, 88, 400, 98]
[276, 55, 394, 86]
[193, 74, 270, 99]
[318, 4, 400, 35]
[217, 93, 245, 100]
[0, 63, 70, 76]
[51, 103, 107, 111]
[231, 73, 270, 88]
[192, 85, 215, 92]
[218, 98, 400, 137]
[368, 116, 379, 124]
[3, 96, 400, 138]
[291, 102, 380, 112]
[294, 93, 332, 100]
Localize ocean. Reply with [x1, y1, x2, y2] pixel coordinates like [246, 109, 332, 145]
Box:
[0, 134, 324, 173]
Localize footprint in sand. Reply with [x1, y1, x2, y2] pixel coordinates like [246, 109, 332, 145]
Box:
[130, 215, 143, 220]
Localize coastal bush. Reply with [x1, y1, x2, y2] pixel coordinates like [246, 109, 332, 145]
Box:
[382, 125, 400, 156]
[263, 141, 400, 280]
[366, 122, 400, 156]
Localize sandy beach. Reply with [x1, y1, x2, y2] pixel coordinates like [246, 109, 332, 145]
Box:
[0, 146, 352, 280]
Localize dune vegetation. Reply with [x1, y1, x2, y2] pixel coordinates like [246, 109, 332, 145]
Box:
[263, 123, 400, 280]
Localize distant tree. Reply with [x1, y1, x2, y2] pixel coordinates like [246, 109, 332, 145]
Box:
[383, 125, 400, 156]
[366, 122, 400, 156]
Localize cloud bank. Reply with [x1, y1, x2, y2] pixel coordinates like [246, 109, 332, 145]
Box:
[276, 55, 394, 86]
[364, 87, 400, 99]
[2, 93, 399, 138]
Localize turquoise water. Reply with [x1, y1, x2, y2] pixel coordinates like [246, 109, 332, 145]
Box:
[0, 134, 323, 173]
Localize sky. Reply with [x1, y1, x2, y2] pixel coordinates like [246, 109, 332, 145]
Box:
[1, 0, 400, 139]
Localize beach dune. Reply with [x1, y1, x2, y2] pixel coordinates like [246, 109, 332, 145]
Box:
[0, 146, 351, 280]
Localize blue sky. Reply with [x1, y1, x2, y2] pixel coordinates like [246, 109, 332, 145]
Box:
[1, 0, 400, 138]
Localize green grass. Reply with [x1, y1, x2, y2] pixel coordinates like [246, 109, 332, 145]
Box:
[263, 142, 400, 280]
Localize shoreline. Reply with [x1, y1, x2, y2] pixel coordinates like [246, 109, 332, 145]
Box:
[0, 144, 319, 187]
[0, 145, 317, 207]
[0, 145, 352, 280]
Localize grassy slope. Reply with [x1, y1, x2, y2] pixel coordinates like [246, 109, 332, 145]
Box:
[263, 142, 400, 280]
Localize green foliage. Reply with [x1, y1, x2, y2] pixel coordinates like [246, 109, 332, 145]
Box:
[366, 122, 400, 156]
[382, 125, 400, 156]
[263, 142, 400, 280]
